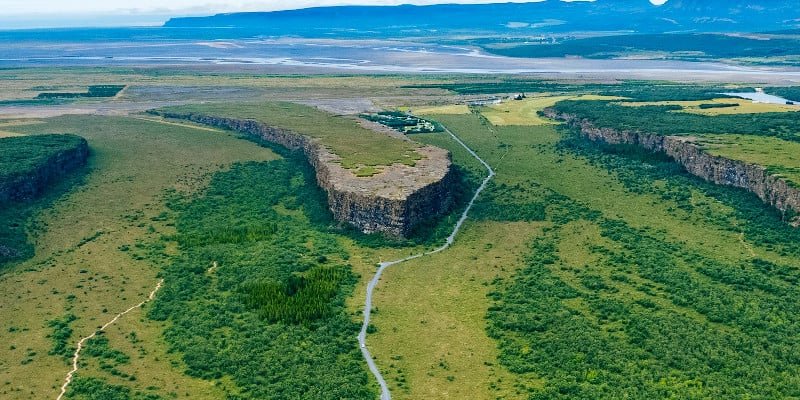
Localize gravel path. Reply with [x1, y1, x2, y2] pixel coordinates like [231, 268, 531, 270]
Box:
[357, 121, 495, 400]
[56, 279, 164, 400]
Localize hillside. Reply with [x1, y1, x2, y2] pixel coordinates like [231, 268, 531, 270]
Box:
[164, 0, 800, 36]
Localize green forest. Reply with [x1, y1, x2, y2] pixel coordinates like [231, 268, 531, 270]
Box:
[483, 125, 800, 398]
[484, 33, 800, 65]
[35, 85, 125, 99]
[145, 153, 376, 399]
[549, 99, 800, 142]
[409, 79, 743, 102]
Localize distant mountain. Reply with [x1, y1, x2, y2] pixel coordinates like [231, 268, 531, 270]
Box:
[164, 0, 800, 37]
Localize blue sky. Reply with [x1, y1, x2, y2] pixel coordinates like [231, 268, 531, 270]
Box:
[0, 0, 605, 29]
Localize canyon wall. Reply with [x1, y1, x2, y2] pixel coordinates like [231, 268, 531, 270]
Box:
[154, 112, 455, 237]
[545, 109, 800, 222]
[0, 135, 89, 204]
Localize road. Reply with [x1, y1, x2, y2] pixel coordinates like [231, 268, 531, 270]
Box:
[358, 121, 495, 400]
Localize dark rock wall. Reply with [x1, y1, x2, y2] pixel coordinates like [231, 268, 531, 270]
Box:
[156, 112, 454, 237]
[546, 109, 800, 222]
[0, 136, 89, 204]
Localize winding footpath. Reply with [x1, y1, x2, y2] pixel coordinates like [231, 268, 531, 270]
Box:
[358, 123, 495, 400]
[56, 279, 164, 400]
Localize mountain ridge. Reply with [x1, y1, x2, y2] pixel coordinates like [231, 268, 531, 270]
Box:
[164, 0, 800, 36]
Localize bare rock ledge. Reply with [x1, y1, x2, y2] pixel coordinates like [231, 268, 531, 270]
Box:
[155, 111, 455, 237]
[545, 109, 800, 224]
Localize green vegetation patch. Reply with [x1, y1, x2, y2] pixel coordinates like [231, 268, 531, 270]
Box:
[35, 85, 125, 99]
[471, 181, 547, 222]
[488, 214, 800, 398]
[157, 102, 424, 169]
[550, 99, 800, 142]
[46, 313, 77, 359]
[66, 376, 166, 400]
[483, 33, 800, 66]
[148, 158, 375, 398]
[360, 110, 442, 134]
[767, 86, 800, 103]
[243, 264, 351, 324]
[0, 134, 87, 188]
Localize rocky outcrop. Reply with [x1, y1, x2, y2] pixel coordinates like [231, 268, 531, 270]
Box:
[0, 135, 89, 204]
[545, 109, 800, 223]
[153, 111, 454, 237]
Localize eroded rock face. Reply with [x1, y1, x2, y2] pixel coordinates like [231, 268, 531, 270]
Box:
[0, 136, 89, 204]
[546, 109, 800, 223]
[154, 112, 454, 237]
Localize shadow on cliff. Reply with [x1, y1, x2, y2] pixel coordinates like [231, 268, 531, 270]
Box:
[338, 165, 479, 249]
[0, 139, 92, 269]
[242, 133, 479, 248]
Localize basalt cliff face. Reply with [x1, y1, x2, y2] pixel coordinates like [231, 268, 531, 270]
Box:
[153, 112, 455, 237]
[0, 136, 89, 204]
[545, 109, 800, 223]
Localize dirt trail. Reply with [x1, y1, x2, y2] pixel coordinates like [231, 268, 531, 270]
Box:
[207, 261, 218, 274]
[358, 121, 495, 400]
[56, 279, 164, 400]
[739, 231, 757, 258]
[132, 116, 227, 133]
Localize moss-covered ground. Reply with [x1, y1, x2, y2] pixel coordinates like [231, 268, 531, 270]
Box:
[0, 115, 276, 399]
[157, 102, 423, 170]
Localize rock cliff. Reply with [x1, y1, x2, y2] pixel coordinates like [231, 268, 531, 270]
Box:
[152, 111, 455, 237]
[545, 109, 800, 223]
[0, 135, 89, 204]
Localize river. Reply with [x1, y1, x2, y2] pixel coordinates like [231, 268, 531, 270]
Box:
[2, 32, 800, 81]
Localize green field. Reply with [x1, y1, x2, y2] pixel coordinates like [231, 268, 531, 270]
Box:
[478, 95, 625, 126]
[365, 104, 800, 398]
[157, 102, 424, 170]
[0, 114, 277, 399]
[618, 97, 800, 115]
[2, 70, 800, 399]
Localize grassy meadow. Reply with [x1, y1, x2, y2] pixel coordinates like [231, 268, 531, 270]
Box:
[362, 95, 800, 398]
[157, 102, 423, 171]
[479, 95, 624, 126]
[2, 69, 800, 399]
[617, 97, 800, 115]
[0, 114, 276, 399]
